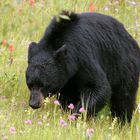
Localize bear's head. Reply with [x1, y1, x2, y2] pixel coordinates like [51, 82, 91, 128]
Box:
[26, 42, 69, 109]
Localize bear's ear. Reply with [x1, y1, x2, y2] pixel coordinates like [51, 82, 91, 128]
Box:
[39, 11, 78, 50]
[54, 45, 67, 62]
[28, 42, 38, 62]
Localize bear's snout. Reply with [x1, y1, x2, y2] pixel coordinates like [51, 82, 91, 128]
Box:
[29, 101, 41, 109]
[29, 89, 44, 109]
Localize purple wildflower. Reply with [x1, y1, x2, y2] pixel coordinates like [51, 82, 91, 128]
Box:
[79, 107, 85, 113]
[24, 119, 32, 125]
[54, 100, 60, 106]
[68, 115, 76, 121]
[59, 119, 68, 127]
[9, 127, 16, 134]
[68, 103, 74, 109]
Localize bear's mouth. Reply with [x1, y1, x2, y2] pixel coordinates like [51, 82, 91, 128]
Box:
[29, 88, 55, 109]
[29, 88, 45, 109]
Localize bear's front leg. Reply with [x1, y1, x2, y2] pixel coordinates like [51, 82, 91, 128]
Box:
[57, 80, 80, 111]
[73, 65, 112, 118]
[73, 85, 111, 118]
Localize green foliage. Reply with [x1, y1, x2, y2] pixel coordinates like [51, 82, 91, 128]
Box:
[0, 0, 140, 140]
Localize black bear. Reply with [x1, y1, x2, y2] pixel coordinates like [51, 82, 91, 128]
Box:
[26, 11, 140, 123]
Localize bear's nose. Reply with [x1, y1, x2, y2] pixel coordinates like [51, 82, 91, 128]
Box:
[29, 101, 41, 109]
[29, 88, 44, 109]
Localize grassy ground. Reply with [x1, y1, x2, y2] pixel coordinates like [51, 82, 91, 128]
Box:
[0, 0, 140, 140]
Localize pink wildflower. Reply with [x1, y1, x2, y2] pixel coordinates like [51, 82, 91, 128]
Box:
[59, 119, 68, 127]
[24, 119, 32, 125]
[68, 103, 74, 109]
[86, 128, 94, 137]
[79, 107, 85, 113]
[54, 100, 60, 105]
[9, 127, 16, 134]
[68, 115, 76, 121]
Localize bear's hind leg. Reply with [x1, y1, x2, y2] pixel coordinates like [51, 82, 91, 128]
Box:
[110, 84, 138, 123]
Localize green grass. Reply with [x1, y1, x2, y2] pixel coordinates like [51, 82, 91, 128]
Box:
[0, 0, 140, 139]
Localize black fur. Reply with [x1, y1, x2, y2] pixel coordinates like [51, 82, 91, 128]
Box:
[26, 11, 140, 123]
